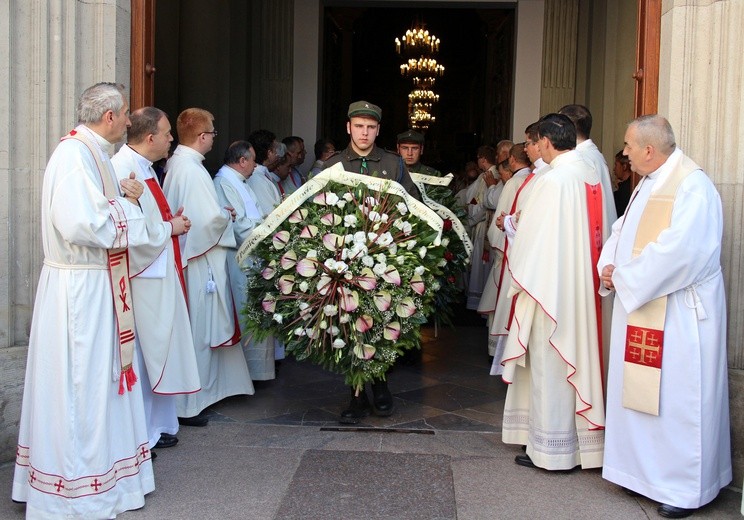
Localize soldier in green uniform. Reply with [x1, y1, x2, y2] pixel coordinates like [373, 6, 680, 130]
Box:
[396, 129, 442, 177]
[325, 100, 418, 196]
[325, 100, 419, 424]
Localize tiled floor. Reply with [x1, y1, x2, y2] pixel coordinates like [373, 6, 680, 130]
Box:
[208, 321, 506, 433]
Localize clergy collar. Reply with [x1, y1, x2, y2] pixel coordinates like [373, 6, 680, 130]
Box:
[172, 143, 205, 162]
[648, 148, 683, 188]
[576, 139, 595, 151]
[78, 124, 116, 158]
[549, 149, 580, 168]
[219, 164, 247, 182]
[124, 144, 154, 175]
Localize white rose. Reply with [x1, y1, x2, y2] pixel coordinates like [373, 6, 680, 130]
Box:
[414, 266, 425, 275]
[380, 213, 389, 223]
[396, 202, 409, 215]
[419, 246, 428, 259]
[406, 240, 417, 250]
[294, 327, 306, 336]
[372, 263, 387, 276]
[369, 211, 381, 222]
[432, 281, 441, 291]
[344, 214, 358, 227]
[354, 231, 367, 244]
[362, 255, 374, 267]
[344, 234, 354, 245]
[298, 302, 309, 310]
[327, 325, 340, 336]
[273, 313, 283, 324]
[441, 237, 450, 247]
[375, 253, 387, 263]
[299, 281, 309, 292]
[397, 256, 406, 265]
[339, 314, 351, 323]
[438, 259, 447, 267]
[323, 304, 338, 316]
[389, 243, 398, 255]
[306, 249, 318, 259]
[376, 232, 394, 247]
[325, 192, 339, 205]
[343, 192, 354, 202]
[332, 338, 346, 349]
[336, 200, 347, 209]
[402, 221, 413, 235]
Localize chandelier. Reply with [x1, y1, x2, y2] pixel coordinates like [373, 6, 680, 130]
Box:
[395, 22, 444, 131]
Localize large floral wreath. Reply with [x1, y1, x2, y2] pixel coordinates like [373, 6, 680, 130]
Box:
[239, 165, 452, 390]
[409, 172, 472, 327]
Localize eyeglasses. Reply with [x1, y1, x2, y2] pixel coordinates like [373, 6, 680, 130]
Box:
[200, 130, 218, 137]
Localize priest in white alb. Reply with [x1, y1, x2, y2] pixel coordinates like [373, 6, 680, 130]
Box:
[480, 143, 534, 360]
[163, 108, 254, 426]
[500, 113, 606, 471]
[214, 140, 279, 381]
[13, 83, 156, 518]
[598, 115, 730, 519]
[112, 106, 201, 451]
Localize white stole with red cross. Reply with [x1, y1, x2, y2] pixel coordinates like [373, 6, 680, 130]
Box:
[623, 154, 700, 415]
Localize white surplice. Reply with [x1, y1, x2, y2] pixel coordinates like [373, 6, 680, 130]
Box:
[112, 145, 202, 444]
[478, 167, 531, 353]
[247, 164, 282, 219]
[599, 149, 731, 509]
[491, 163, 550, 372]
[13, 126, 155, 518]
[464, 174, 497, 309]
[501, 150, 606, 470]
[214, 165, 278, 380]
[163, 145, 254, 418]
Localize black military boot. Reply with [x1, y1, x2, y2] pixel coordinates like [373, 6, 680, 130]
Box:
[370, 379, 394, 416]
[339, 387, 371, 424]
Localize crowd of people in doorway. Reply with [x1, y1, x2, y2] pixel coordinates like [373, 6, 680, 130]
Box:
[10, 82, 732, 520]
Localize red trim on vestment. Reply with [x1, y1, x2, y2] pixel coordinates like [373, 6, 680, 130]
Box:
[584, 182, 604, 392]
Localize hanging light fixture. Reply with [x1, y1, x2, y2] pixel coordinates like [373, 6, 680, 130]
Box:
[395, 22, 444, 131]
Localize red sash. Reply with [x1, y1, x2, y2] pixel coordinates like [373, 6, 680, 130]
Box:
[144, 178, 188, 302]
[501, 174, 535, 330]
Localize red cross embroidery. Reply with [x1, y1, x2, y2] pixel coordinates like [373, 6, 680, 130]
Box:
[29, 471, 36, 483]
[625, 325, 664, 369]
[118, 277, 131, 312]
[140, 446, 149, 459]
[90, 478, 102, 492]
[54, 479, 65, 492]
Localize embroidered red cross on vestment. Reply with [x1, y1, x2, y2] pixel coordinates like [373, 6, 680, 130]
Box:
[624, 325, 664, 369]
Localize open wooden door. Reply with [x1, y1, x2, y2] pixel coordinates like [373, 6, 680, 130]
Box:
[130, 0, 156, 109]
[633, 0, 661, 117]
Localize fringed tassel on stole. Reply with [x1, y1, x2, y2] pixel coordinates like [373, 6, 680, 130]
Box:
[118, 366, 138, 395]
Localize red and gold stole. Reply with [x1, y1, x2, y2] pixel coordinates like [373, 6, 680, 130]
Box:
[622, 155, 700, 415]
[62, 129, 138, 394]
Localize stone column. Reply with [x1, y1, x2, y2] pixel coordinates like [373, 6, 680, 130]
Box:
[0, 0, 130, 461]
[657, 0, 744, 485]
